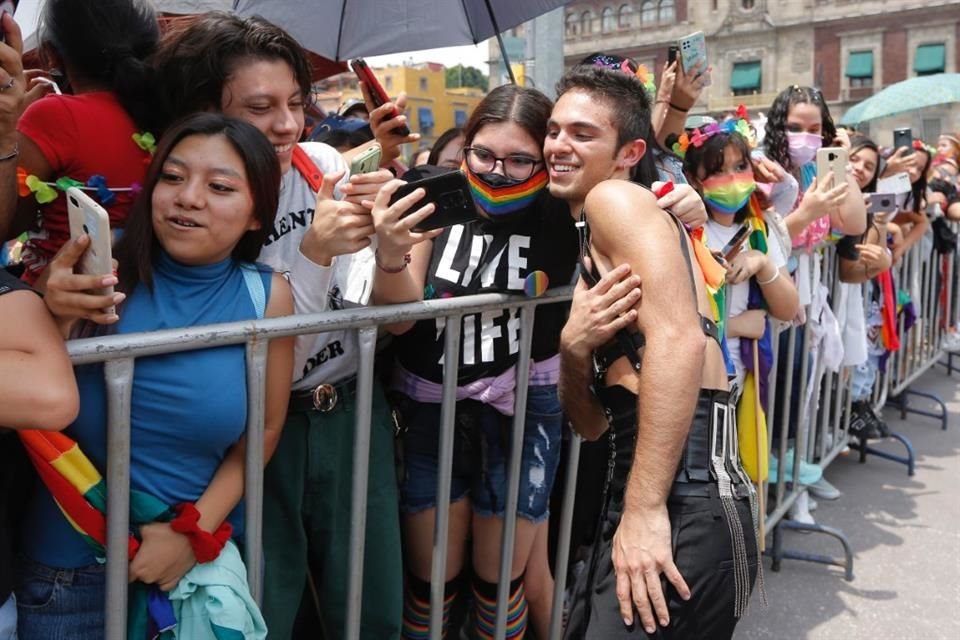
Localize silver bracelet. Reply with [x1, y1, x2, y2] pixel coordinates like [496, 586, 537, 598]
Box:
[0, 142, 18, 163]
[757, 268, 780, 286]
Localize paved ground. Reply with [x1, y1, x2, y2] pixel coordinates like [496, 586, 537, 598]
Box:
[735, 365, 960, 640]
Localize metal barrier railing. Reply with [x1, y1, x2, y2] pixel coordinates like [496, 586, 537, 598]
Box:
[62, 219, 959, 639]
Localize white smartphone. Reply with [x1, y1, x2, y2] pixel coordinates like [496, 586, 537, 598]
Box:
[66, 187, 115, 313]
[876, 172, 912, 195]
[678, 31, 710, 85]
[816, 146, 848, 185]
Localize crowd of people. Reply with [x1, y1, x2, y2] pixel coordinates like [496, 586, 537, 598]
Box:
[1, 1, 959, 640]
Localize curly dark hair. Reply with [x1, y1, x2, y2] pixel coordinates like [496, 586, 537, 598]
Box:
[764, 85, 837, 174]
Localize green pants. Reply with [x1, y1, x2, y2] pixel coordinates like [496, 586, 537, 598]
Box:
[262, 380, 402, 640]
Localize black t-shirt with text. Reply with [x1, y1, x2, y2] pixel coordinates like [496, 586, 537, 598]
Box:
[395, 192, 578, 385]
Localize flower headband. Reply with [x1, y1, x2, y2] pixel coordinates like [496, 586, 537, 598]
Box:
[912, 138, 936, 158]
[672, 104, 755, 159]
[582, 52, 656, 99]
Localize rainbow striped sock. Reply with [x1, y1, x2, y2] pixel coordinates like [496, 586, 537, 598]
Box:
[472, 574, 528, 640]
[402, 574, 459, 639]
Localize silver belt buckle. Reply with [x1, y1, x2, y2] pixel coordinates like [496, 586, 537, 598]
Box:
[312, 383, 338, 412]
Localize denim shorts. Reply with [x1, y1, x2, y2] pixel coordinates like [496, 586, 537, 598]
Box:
[396, 384, 563, 523]
[15, 556, 105, 640]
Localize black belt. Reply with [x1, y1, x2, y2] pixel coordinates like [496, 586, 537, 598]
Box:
[288, 377, 357, 414]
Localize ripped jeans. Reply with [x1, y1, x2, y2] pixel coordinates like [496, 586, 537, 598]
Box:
[396, 385, 563, 523]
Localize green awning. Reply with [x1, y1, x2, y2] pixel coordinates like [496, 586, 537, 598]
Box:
[731, 61, 761, 91]
[914, 44, 945, 74]
[845, 51, 874, 78]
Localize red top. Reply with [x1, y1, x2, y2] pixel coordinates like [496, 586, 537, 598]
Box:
[17, 92, 150, 284]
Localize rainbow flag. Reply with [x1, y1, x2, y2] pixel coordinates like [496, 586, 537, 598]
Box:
[18, 430, 177, 638]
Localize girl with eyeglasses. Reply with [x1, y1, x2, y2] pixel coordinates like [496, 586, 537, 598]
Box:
[369, 84, 578, 640]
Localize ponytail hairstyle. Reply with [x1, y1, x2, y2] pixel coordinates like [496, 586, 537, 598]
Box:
[763, 85, 837, 174]
[39, 0, 160, 131]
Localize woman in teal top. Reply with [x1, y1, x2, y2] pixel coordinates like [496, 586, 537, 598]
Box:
[17, 113, 294, 639]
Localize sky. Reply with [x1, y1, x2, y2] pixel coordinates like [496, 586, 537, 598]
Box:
[366, 43, 492, 72]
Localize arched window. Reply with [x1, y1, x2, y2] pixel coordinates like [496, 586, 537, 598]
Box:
[581, 10, 593, 35]
[659, 0, 675, 23]
[565, 12, 579, 37]
[640, 1, 656, 25]
[618, 4, 633, 29]
[601, 7, 616, 33]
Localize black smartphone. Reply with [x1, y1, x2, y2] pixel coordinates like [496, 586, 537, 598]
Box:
[721, 223, 752, 261]
[391, 171, 477, 232]
[893, 128, 913, 156]
[668, 45, 679, 66]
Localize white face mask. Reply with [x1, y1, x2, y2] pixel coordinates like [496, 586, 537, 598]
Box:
[786, 131, 822, 166]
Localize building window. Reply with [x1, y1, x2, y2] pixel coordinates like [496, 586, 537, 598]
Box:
[731, 60, 762, 96]
[581, 10, 593, 35]
[640, 1, 656, 25]
[618, 4, 633, 29]
[419, 77, 428, 92]
[455, 109, 468, 128]
[385, 76, 393, 91]
[601, 7, 615, 33]
[742, 0, 755, 8]
[659, 0, 675, 23]
[845, 50, 873, 89]
[565, 12, 578, 37]
[914, 43, 945, 76]
[418, 107, 435, 136]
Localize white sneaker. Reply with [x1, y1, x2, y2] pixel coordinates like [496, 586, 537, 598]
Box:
[788, 492, 816, 525]
[808, 496, 819, 512]
[808, 477, 841, 500]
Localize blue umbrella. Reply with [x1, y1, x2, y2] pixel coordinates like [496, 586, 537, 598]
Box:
[840, 73, 960, 125]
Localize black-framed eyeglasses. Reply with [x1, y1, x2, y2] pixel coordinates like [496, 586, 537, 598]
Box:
[463, 147, 543, 181]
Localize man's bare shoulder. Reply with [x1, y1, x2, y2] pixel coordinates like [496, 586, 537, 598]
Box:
[583, 179, 675, 243]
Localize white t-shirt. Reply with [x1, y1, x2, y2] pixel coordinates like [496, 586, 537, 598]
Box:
[704, 218, 786, 384]
[257, 142, 376, 390]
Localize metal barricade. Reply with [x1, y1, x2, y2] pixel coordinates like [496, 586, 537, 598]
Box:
[60, 220, 960, 638]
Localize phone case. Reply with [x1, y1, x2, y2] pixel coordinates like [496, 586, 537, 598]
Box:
[893, 128, 914, 156]
[867, 193, 898, 215]
[350, 58, 410, 136]
[350, 144, 381, 175]
[66, 187, 115, 310]
[678, 31, 710, 85]
[391, 171, 477, 232]
[816, 147, 847, 184]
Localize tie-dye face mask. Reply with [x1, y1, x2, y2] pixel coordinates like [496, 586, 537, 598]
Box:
[701, 171, 757, 215]
[464, 162, 548, 219]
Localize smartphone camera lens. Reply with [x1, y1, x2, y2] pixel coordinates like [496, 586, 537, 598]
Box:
[82, 224, 89, 234]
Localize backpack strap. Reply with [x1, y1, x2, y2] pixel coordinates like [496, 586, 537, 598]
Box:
[292, 145, 324, 192]
[240, 264, 267, 320]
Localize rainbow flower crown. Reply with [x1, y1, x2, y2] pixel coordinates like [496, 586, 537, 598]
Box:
[672, 104, 756, 159]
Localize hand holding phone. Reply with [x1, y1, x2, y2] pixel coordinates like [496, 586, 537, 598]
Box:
[351, 58, 410, 137]
[678, 31, 710, 85]
[721, 223, 751, 262]
[349, 143, 382, 176]
[867, 193, 898, 217]
[66, 187, 116, 314]
[893, 128, 913, 157]
[816, 146, 848, 183]
[390, 170, 476, 232]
